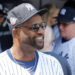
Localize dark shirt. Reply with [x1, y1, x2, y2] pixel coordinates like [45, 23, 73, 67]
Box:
[0, 24, 13, 51]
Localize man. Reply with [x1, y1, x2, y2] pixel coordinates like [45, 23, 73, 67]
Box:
[0, 3, 12, 52]
[0, 3, 64, 75]
[51, 1, 75, 75]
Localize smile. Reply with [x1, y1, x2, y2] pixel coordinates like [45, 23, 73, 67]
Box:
[35, 37, 44, 41]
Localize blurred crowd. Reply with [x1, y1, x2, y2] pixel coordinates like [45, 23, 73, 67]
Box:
[0, 3, 12, 52]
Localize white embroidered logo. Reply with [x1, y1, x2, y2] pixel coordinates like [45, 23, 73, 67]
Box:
[10, 17, 17, 26]
[25, 4, 34, 11]
[60, 8, 66, 15]
[73, 17, 75, 21]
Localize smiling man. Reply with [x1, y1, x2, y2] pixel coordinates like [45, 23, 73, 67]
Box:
[0, 3, 64, 75]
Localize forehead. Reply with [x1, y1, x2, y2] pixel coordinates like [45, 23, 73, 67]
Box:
[20, 14, 42, 26]
[58, 21, 75, 28]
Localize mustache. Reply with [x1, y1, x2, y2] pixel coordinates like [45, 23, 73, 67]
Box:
[35, 34, 44, 38]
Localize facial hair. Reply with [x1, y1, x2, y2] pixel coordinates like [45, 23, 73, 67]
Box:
[29, 36, 44, 49]
[20, 31, 44, 49]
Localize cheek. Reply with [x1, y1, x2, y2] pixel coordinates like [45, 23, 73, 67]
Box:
[0, 18, 3, 24]
[20, 31, 28, 39]
[0, 18, 3, 21]
[18, 31, 29, 43]
[64, 27, 72, 36]
[27, 31, 36, 38]
[20, 29, 37, 40]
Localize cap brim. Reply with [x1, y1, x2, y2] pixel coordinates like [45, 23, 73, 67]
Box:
[38, 8, 48, 16]
[54, 16, 73, 22]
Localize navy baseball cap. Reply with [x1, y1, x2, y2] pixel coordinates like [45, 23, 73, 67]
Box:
[7, 3, 47, 30]
[0, 4, 6, 15]
[56, 7, 75, 22]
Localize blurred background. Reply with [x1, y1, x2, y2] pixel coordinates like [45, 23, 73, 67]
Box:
[0, 0, 71, 11]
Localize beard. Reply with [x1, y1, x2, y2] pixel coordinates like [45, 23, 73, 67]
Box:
[20, 31, 44, 49]
[21, 37, 44, 49]
[29, 36, 44, 50]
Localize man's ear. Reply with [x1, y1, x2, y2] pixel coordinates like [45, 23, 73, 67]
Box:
[12, 28, 19, 37]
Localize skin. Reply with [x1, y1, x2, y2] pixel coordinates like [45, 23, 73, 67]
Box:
[11, 14, 45, 61]
[58, 21, 75, 40]
[0, 14, 4, 26]
[48, 9, 59, 26]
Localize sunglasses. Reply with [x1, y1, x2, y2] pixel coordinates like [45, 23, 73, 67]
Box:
[16, 22, 47, 31]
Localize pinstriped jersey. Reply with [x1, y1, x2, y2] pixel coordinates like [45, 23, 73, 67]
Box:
[0, 50, 64, 75]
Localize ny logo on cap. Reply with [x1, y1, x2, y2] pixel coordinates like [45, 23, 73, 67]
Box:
[25, 4, 34, 11]
[60, 8, 66, 15]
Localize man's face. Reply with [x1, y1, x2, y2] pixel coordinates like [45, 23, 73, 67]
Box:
[17, 14, 47, 49]
[0, 14, 4, 25]
[58, 21, 75, 40]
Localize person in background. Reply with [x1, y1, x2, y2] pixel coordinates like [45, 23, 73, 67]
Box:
[0, 3, 12, 53]
[51, 1, 75, 75]
[0, 3, 64, 75]
[40, 4, 72, 75]
[40, 4, 60, 51]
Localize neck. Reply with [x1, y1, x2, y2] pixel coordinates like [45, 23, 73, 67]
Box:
[10, 44, 36, 61]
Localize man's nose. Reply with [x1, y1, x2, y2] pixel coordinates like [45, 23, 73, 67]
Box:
[37, 27, 45, 34]
[58, 24, 64, 30]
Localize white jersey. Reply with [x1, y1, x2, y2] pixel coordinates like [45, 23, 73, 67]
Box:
[0, 50, 64, 75]
[51, 36, 75, 75]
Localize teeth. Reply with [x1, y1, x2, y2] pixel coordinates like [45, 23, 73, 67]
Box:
[35, 37, 43, 41]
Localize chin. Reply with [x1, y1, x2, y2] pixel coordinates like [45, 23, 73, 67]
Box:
[36, 46, 44, 50]
[60, 34, 65, 38]
[31, 39, 44, 50]
[36, 42, 44, 48]
[36, 43, 44, 49]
